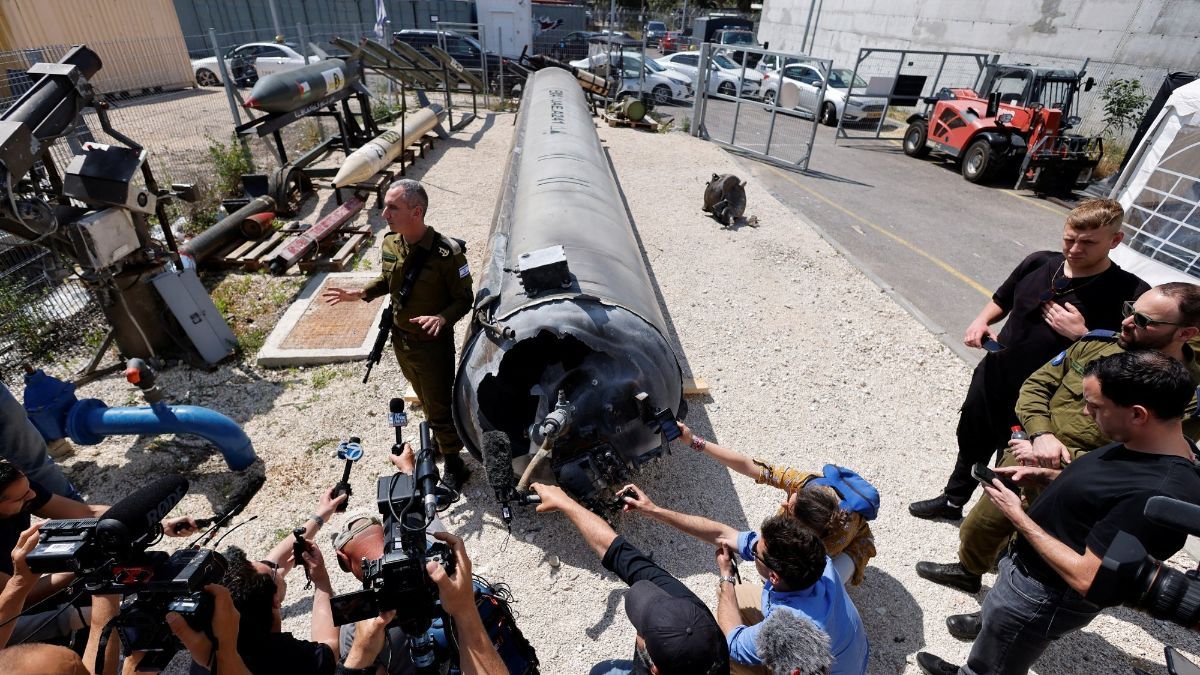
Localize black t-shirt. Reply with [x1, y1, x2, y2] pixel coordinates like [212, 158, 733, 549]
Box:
[188, 631, 336, 675]
[602, 536, 726, 675]
[0, 479, 51, 576]
[339, 622, 416, 675]
[987, 251, 1149, 395]
[1015, 442, 1200, 598]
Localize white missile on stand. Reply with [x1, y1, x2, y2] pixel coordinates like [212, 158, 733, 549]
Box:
[332, 105, 448, 188]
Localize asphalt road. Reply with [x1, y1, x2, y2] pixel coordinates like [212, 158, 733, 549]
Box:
[660, 102, 1074, 366]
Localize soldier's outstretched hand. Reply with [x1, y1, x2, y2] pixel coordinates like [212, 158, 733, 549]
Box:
[323, 287, 363, 305]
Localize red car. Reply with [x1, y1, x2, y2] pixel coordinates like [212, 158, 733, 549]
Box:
[660, 31, 691, 54]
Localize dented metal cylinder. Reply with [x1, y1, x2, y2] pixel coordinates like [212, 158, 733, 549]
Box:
[453, 67, 682, 505]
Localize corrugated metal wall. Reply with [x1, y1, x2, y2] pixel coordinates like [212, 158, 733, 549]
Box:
[174, 0, 476, 57]
[0, 0, 195, 93]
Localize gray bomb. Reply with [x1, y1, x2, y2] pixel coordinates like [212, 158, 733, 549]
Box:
[243, 59, 356, 114]
[453, 67, 684, 508]
[332, 105, 446, 187]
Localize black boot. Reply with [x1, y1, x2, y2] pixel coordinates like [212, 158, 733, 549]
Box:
[441, 454, 472, 493]
[908, 493, 963, 521]
[915, 561, 983, 593]
[916, 652, 960, 675]
[947, 611, 983, 641]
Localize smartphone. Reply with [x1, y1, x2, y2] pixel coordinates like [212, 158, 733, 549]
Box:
[972, 463, 1019, 492]
[651, 408, 682, 442]
[982, 338, 1005, 353]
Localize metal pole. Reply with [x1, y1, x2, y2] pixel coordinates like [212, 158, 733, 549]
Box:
[267, 0, 283, 39]
[692, 41, 708, 137]
[802, 58, 829, 170]
[807, 0, 825, 53]
[800, 0, 816, 55]
[680, 0, 688, 32]
[209, 28, 243, 127]
[499, 26, 505, 105]
[297, 23, 310, 64]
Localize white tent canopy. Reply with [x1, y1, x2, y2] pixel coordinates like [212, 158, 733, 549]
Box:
[1111, 78, 1200, 285]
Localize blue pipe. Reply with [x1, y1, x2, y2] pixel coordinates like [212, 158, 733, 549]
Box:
[65, 399, 258, 471]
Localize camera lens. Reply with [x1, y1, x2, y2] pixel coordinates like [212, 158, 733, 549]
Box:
[1145, 565, 1200, 630]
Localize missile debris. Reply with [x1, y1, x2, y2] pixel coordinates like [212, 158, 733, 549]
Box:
[180, 196, 276, 263]
[265, 196, 364, 275]
[332, 105, 447, 188]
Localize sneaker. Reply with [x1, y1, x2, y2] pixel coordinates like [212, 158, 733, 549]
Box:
[908, 493, 963, 521]
[947, 611, 983, 641]
[441, 454, 472, 493]
[915, 561, 983, 593]
[916, 652, 960, 675]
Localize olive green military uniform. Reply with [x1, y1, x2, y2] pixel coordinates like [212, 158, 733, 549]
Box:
[957, 331, 1200, 576]
[362, 226, 473, 456]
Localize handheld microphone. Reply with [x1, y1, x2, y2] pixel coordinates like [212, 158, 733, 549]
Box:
[1145, 496, 1200, 537]
[389, 398, 407, 455]
[332, 437, 364, 512]
[754, 605, 833, 675]
[415, 422, 440, 521]
[214, 473, 266, 522]
[97, 476, 189, 556]
[481, 431, 540, 524]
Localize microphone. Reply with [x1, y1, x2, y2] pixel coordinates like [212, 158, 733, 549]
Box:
[389, 398, 407, 454]
[415, 422, 440, 521]
[754, 607, 833, 675]
[1145, 496, 1200, 538]
[481, 430, 514, 500]
[96, 476, 189, 555]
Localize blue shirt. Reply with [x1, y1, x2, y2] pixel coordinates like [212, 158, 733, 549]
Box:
[731, 531, 869, 675]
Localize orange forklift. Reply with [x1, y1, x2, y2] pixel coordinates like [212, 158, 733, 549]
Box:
[902, 62, 1102, 195]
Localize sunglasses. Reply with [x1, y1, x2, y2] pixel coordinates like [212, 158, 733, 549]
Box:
[1123, 301, 1185, 329]
[1039, 274, 1072, 303]
[259, 559, 280, 583]
[750, 542, 775, 572]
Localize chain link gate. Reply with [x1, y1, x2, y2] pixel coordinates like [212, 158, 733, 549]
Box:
[691, 43, 830, 170]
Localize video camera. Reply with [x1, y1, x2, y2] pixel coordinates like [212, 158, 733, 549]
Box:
[330, 422, 458, 670]
[1089, 495, 1200, 631]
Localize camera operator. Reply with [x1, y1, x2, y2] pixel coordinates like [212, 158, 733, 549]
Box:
[529, 482, 730, 675]
[917, 351, 1200, 675]
[424, 531, 508, 675]
[0, 460, 196, 643]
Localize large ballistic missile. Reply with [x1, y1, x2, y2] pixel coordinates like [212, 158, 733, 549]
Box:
[453, 68, 683, 511]
[243, 59, 357, 114]
[331, 105, 447, 188]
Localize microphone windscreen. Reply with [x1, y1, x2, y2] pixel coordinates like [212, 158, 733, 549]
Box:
[481, 431, 513, 496]
[218, 473, 267, 519]
[99, 475, 189, 542]
[754, 608, 832, 675]
[1145, 496, 1200, 538]
[390, 398, 405, 413]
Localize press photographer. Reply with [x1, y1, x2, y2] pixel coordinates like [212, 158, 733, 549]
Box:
[328, 419, 534, 675]
[917, 351, 1200, 675]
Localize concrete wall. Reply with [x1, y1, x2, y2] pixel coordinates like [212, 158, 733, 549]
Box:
[758, 0, 1200, 72]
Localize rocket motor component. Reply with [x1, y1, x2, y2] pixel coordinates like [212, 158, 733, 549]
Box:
[179, 195, 276, 263]
[243, 59, 356, 114]
[521, 53, 609, 98]
[615, 98, 646, 122]
[703, 173, 746, 227]
[265, 196, 364, 275]
[331, 105, 447, 188]
[454, 67, 684, 508]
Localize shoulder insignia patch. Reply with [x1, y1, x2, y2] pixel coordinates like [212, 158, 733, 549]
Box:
[438, 245, 450, 257]
[437, 235, 465, 256]
[1051, 350, 1067, 366]
[1081, 329, 1117, 341]
[381, 252, 398, 263]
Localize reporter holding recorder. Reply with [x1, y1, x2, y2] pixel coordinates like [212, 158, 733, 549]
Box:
[917, 351, 1200, 675]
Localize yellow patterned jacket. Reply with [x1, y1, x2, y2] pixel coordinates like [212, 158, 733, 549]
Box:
[752, 459, 877, 586]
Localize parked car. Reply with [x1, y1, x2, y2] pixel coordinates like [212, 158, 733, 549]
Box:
[191, 42, 317, 87]
[394, 29, 526, 93]
[655, 51, 763, 97]
[554, 30, 598, 60]
[754, 53, 801, 75]
[569, 52, 692, 104]
[644, 21, 668, 46]
[760, 64, 887, 125]
[660, 31, 689, 54]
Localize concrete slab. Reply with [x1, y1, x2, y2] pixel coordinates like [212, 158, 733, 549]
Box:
[257, 272, 387, 367]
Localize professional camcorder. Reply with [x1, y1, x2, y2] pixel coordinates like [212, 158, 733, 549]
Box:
[1089, 495, 1200, 630]
[330, 422, 458, 671]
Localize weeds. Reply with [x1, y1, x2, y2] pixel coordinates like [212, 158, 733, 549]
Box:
[295, 119, 323, 154]
[206, 134, 255, 199]
[310, 366, 337, 390]
[306, 437, 337, 456]
[680, 116, 691, 133]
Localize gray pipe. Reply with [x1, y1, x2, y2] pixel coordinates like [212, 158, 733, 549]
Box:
[180, 195, 275, 263]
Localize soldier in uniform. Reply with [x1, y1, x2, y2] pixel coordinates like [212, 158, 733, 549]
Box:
[916, 282, 1200, 640]
[324, 179, 474, 490]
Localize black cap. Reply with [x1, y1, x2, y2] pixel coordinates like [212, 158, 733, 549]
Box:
[625, 580, 730, 675]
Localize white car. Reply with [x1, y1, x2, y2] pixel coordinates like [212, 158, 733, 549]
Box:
[569, 52, 692, 104]
[760, 64, 887, 126]
[655, 52, 763, 97]
[191, 42, 318, 87]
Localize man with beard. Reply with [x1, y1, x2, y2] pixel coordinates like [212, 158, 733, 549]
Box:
[915, 282, 1200, 639]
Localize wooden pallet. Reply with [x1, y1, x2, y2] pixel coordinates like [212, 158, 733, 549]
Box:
[213, 224, 373, 273]
[214, 226, 300, 270]
[297, 228, 373, 273]
[601, 111, 658, 131]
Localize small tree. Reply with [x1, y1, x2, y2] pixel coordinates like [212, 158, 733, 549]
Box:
[1099, 78, 1150, 137]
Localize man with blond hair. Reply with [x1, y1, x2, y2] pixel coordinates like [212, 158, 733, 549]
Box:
[911, 198, 1150, 522]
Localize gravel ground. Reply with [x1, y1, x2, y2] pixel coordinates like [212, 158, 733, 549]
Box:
[15, 110, 1200, 674]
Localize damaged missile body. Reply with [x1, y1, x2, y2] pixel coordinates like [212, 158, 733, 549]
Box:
[454, 68, 683, 509]
[332, 105, 447, 188]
